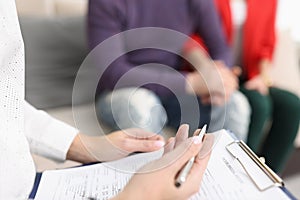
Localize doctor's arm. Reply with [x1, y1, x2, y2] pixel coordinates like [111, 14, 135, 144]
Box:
[24, 101, 164, 163]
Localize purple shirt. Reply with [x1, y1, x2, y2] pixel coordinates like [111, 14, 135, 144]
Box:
[88, 0, 231, 97]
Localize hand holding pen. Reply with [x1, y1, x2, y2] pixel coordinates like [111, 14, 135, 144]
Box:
[113, 124, 214, 200]
[175, 124, 207, 187]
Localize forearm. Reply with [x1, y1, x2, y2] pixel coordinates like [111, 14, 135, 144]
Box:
[185, 48, 213, 70]
[109, 191, 134, 200]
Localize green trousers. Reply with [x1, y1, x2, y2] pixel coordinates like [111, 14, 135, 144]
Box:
[240, 87, 300, 173]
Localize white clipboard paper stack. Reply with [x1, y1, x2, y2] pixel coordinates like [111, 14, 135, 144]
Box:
[34, 130, 297, 200]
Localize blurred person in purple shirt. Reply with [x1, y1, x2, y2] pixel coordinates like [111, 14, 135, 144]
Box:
[87, 0, 250, 139]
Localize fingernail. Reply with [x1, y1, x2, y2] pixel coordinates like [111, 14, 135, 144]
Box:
[154, 140, 165, 147]
[194, 129, 201, 136]
[198, 135, 214, 158]
[193, 136, 203, 144]
[179, 124, 189, 133]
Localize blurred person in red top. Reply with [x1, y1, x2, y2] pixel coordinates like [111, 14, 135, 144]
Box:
[186, 0, 300, 173]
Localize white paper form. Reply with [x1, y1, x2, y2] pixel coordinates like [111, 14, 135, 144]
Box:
[35, 150, 163, 200]
[35, 130, 291, 200]
[190, 130, 290, 200]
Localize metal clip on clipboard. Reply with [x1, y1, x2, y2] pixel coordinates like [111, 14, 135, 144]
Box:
[226, 140, 284, 192]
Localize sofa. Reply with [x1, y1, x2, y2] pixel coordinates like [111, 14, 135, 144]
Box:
[21, 16, 90, 108]
[17, 1, 300, 173]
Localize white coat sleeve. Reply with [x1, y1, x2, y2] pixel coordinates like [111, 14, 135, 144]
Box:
[24, 101, 78, 161]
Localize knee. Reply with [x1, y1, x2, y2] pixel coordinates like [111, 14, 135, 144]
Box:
[228, 91, 251, 123]
[212, 91, 251, 140]
[97, 88, 168, 130]
[235, 91, 251, 117]
[247, 91, 271, 119]
[99, 88, 160, 107]
[124, 87, 163, 113]
[289, 95, 300, 120]
[109, 87, 167, 132]
[273, 89, 300, 118]
[127, 88, 167, 132]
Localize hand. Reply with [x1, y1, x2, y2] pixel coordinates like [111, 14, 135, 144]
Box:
[184, 46, 239, 105]
[113, 124, 214, 200]
[231, 65, 242, 77]
[244, 75, 269, 95]
[187, 61, 239, 105]
[211, 61, 239, 104]
[186, 70, 210, 96]
[67, 129, 165, 163]
[185, 49, 220, 98]
[244, 59, 273, 95]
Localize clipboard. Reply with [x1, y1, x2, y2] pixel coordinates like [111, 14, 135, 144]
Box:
[31, 130, 298, 200]
[224, 132, 297, 200]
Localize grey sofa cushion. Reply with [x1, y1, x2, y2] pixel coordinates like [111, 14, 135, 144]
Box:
[20, 16, 90, 108]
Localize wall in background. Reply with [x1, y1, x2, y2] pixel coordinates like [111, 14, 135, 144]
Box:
[16, 0, 87, 17]
[277, 0, 300, 44]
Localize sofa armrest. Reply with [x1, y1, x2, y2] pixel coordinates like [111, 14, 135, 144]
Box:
[20, 16, 91, 108]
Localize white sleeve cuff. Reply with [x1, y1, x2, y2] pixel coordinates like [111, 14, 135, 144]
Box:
[25, 102, 78, 161]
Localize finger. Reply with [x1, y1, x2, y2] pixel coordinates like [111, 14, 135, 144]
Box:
[262, 87, 269, 95]
[214, 60, 225, 68]
[124, 128, 164, 141]
[201, 99, 211, 105]
[259, 84, 269, 95]
[164, 137, 203, 173]
[147, 134, 165, 142]
[259, 88, 268, 95]
[176, 136, 213, 197]
[125, 138, 166, 153]
[245, 82, 265, 95]
[197, 134, 215, 159]
[232, 66, 242, 77]
[193, 129, 201, 136]
[244, 82, 252, 89]
[182, 151, 212, 193]
[244, 83, 255, 91]
[223, 73, 238, 89]
[210, 93, 225, 105]
[163, 137, 175, 155]
[174, 124, 189, 148]
[200, 95, 211, 105]
[224, 86, 236, 102]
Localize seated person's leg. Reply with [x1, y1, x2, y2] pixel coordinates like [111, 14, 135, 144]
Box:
[162, 91, 250, 138]
[209, 91, 251, 141]
[261, 87, 300, 173]
[162, 93, 211, 136]
[240, 86, 272, 152]
[96, 87, 167, 133]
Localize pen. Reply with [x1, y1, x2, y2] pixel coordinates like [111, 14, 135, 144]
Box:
[175, 124, 207, 188]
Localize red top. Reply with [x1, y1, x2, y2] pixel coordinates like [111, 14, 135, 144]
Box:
[186, 0, 277, 80]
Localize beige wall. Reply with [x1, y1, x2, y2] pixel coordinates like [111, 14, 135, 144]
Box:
[16, 0, 87, 16]
[272, 31, 300, 147]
